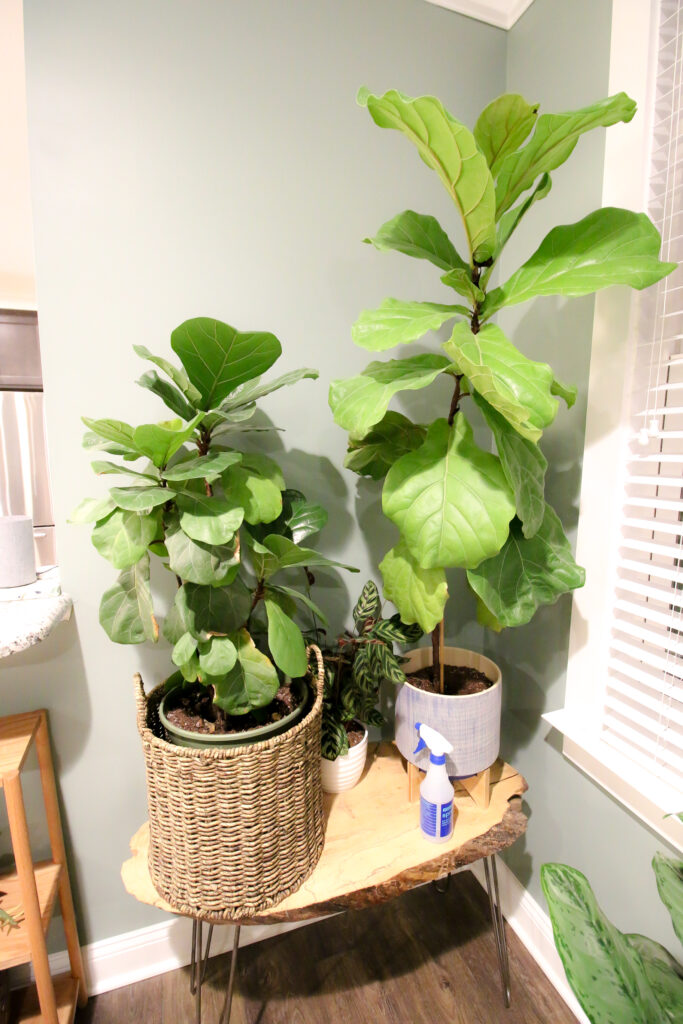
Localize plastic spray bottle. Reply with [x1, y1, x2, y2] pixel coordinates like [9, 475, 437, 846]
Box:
[414, 722, 454, 843]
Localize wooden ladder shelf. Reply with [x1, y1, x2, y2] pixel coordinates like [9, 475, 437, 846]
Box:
[0, 710, 87, 1023]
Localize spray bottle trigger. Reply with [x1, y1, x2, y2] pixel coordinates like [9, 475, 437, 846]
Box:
[414, 721, 426, 755]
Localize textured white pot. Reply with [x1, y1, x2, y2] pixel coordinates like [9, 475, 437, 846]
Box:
[395, 646, 502, 778]
[320, 727, 369, 793]
[0, 516, 36, 588]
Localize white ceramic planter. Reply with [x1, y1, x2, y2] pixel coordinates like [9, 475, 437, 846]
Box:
[395, 646, 502, 778]
[321, 727, 369, 793]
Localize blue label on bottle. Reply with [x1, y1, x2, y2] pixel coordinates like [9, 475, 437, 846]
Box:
[440, 801, 452, 837]
[421, 798, 452, 837]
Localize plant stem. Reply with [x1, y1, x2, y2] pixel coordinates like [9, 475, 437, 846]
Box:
[431, 623, 441, 689]
[448, 375, 464, 426]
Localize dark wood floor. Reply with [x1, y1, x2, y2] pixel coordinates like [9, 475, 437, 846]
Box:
[76, 871, 578, 1024]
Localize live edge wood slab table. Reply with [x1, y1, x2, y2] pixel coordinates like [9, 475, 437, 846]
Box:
[122, 744, 528, 1024]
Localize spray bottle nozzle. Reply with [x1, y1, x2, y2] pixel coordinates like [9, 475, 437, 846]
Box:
[413, 721, 453, 760]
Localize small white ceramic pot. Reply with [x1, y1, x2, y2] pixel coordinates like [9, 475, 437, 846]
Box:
[321, 727, 369, 793]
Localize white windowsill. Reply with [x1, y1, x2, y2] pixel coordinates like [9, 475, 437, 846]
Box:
[544, 709, 683, 853]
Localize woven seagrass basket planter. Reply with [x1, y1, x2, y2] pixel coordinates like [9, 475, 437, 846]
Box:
[134, 647, 325, 921]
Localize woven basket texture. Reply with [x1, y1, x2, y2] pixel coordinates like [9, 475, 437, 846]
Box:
[135, 646, 325, 921]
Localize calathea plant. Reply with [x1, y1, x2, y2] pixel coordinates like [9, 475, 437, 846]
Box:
[330, 88, 676, 672]
[542, 856, 683, 1022]
[72, 316, 356, 720]
[321, 580, 422, 759]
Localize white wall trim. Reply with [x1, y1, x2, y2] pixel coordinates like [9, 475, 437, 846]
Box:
[424, 0, 535, 30]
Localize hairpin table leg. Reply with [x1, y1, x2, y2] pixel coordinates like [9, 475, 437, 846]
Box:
[433, 874, 450, 894]
[484, 856, 511, 1008]
[220, 925, 241, 1024]
[190, 919, 214, 1023]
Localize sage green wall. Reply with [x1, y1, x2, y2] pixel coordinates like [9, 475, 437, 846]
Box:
[489, 0, 681, 953]
[9, 0, 506, 946]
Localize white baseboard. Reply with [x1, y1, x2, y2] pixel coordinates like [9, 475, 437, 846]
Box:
[470, 857, 590, 1024]
[11, 861, 587, 1023]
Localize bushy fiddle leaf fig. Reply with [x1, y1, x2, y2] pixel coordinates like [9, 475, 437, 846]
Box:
[352, 299, 463, 352]
[379, 541, 448, 634]
[329, 354, 451, 436]
[364, 209, 468, 272]
[443, 322, 560, 442]
[358, 88, 497, 262]
[474, 93, 539, 178]
[383, 417, 515, 571]
[484, 209, 677, 317]
[91, 508, 160, 569]
[467, 505, 585, 627]
[344, 412, 426, 480]
[99, 554, 158, 644]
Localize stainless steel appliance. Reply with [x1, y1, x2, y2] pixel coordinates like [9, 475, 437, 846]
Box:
[0, 309, 56, 568]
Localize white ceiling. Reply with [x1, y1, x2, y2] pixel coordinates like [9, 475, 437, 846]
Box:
[425, 0, 536, 30]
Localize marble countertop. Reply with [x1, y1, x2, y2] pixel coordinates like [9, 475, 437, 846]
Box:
[0, 569, 73, 658]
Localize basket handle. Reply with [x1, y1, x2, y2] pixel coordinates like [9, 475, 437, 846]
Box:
[306, 644, 324, 693]
[133, 672, 148, 736]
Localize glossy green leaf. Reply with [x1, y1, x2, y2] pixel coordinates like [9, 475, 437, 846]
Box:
[82, 430, 139, 458]
[91, 508, 159, 569]
[133, 344, 202, 404]
[439, 269, 484, 305]
[475, 594, 505, 632]
[541, 863, 669, 1024]
[212, 629, 280, 714]
[329, 354, 451, 436]
[177, 653, 200, 683]
[364, 209, 467, 272]
[179, 581, 252, 639]
[467, 505, 585, 627]
[493, 173, 552, 261]
[484, 208, 676, 317]
[132, 414, 203, 469]
[222, 454, 284, 526]
[653, 853, 683, 946]
[68, 496, 116, 524]
[171, 317, 282, 409]
[264, 594, 308, 678]
[474, 93, 539, 177]
[379, 540, 448, 633]
[268, 583, 329, 628]
[344, 412, 427, 480]
[99, 554, 158, 644]
[473, 393, 547, 538]
[382, 416, 515, 571]
[197, 635, 238, 677]
[172, 631, 198, 668]
[626, 935, 683, 1023]
[352, 299, 462, 353]
[444, 322, 560, 442]
[108, 486, 175, 512]
[90, 461, 159, 481]
[164, 511, 240, 586]
[176, 492, 244, 544]
[359, 88, 496, 262]
[255, 534, 358, 579]
[219, 367, 318, 411]
[551, 377, 578, 408]
[162, 451, 242, 482]
[495, 92, 637, 217]
[286, 498, 328, 544]
[82, 417, 137, 450]
[136, 371, 197, 421]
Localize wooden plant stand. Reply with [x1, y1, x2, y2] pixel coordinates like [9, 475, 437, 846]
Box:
[0, 711, 87, 1023]
[407, 761, 492, 808]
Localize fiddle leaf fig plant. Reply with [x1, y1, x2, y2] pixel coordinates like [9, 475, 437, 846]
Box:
[73, 316, 357, 717]
[330, 87, 676, 662]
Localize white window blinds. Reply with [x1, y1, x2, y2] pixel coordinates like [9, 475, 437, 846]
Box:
[602, 0, 683, 799]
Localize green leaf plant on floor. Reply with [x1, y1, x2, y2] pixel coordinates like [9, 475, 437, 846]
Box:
[329, 86, 676, 679]
[73, 316, 358, 718]
[542, 858, 683, 1023]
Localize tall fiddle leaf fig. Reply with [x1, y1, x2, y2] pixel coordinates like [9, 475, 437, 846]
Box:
[330, 87, 675, 669]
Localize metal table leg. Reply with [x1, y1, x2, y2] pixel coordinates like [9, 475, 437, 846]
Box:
[220, 925, 241, 1024]
[484, 856, 511, 1008]
[187, 920, 241, 1024]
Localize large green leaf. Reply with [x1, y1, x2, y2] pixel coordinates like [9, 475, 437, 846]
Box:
[246, 489, 327, 545]
[162, 451, 242, 482]
[136, 371, 197, 421]
[197, 635, 238, 677]
[253, 534, 358, 579]
[352, 299, 463, 353]
[467, 505, 585, 626]
[484, 208, 677, 317]
[222, 454, 284, 526]
[541, 863, 670, 1024]
[164, 510, 240, 586]
[91, 508, 159, 569]
[495, 92, 637, 217]
[171, 631, 198, 668]
[99, 554, 158, 643]
[171, 317, 282, 409]
[363, 209, 467, 272]
[264, 594, 308, 678]
[267, 583, 329, 628]
[68, 496, 116, 524]
[653, 854, 683, 946]
[344, 411, 427, 480]
[178, 581, 252, 638]
[218, 367, 318, 411]
[444, 322, 560, 442]
[329, 354, 451, 436]
[379, 540, 448, 633]
[212, 629, 280, 714]
[382, 415, 515, 570]
[90, 461, 159, 482]
[359, 88, 497, 262]
[626, 935, 683, 1023]
[474, 93, 539, 178]
[82, 417, 138, 450]
[132, 414, 203, 469]
[108, 486, 175, 512]
[176, 492, 244, 544]
[133, 344, 202, 404]
[473, 393, 547, 538]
